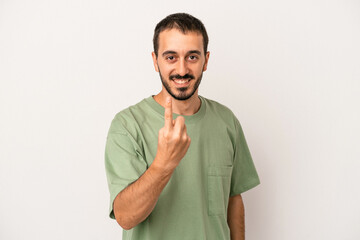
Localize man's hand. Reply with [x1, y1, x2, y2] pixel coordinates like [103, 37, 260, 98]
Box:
[154, 97, 191, 171]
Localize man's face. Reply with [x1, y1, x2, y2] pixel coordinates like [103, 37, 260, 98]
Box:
[152, 29, 210, 101]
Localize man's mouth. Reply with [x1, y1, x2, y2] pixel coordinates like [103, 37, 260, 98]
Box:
[173, 78, 191, 84]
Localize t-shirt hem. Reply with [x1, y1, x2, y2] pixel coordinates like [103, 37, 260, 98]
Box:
[230, 178, 260, 196]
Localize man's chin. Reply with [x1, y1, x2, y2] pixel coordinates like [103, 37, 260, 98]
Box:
[171, 91, 195, 101]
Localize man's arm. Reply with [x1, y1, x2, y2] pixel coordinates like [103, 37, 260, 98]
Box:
[113, 97, 191, 230]
[227, 194, 245, 240]
[113, 161, 174, 230]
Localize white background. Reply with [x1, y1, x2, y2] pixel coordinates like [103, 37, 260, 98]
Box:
[1, 0, 359, 239]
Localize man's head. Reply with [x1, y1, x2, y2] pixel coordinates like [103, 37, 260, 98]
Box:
[152, 13, 210, 101]
[153, 13, 209, 58]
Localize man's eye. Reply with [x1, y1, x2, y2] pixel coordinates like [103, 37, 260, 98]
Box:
[188, 55, 198, 60]
[167, 56, 175, 61]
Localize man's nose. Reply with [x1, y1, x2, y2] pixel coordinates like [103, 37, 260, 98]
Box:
[177, 59, 189, 76]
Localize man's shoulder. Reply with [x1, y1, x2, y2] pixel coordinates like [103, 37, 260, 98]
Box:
[201, 96, 237, 120]
[114, 97, 150, 119]
[108, 97, 152, 133]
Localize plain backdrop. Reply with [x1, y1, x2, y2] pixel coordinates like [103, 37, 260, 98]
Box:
[1, 0, 359, 239]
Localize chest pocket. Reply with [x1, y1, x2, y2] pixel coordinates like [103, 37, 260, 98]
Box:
[207, 166, 233, 216]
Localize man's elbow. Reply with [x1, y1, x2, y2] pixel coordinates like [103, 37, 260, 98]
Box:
[115, 213, 136, 230]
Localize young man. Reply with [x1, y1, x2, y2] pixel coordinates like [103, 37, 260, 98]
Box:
[105, 13, 260, 240]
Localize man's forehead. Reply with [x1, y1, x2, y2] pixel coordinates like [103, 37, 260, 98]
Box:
[158, 28, 204, 53]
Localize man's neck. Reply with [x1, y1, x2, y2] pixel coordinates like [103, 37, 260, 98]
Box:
[153, 91, 201, 116]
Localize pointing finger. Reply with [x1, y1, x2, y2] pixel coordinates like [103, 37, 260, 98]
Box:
[164, 97, 173, 129]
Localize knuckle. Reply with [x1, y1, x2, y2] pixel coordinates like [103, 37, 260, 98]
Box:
[182, 134, 188, 141]
[160, 128, 170, 138]
[163, 130, 170, 138]
[174, 133, 181, 141]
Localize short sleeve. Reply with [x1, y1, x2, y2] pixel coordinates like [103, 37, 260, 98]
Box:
[104, 117, 147, 219]
[230, 119, 260, 196]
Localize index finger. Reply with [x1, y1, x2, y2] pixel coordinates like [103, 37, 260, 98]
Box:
[164, 97, 173, 129]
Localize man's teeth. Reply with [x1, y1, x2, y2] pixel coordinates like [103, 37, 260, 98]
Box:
[174, 79, 190, 84]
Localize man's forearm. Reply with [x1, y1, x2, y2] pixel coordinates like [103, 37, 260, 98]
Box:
[227, 194, 245, 240]
[113, 161, 175, 230]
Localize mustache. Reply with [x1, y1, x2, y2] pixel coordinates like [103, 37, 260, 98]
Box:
[169, 74, 195, 80]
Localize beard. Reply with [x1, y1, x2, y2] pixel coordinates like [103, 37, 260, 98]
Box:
[158, 70, 203, 101]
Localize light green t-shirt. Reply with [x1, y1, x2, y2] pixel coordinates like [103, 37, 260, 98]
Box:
[105, 96, 260, 240]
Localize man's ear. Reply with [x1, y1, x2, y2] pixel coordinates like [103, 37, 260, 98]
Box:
[152, 52, 159, 72]
[202, 51, 210, 72]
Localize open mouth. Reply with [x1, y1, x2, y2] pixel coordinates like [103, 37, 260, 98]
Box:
[173, 78, 191, 84]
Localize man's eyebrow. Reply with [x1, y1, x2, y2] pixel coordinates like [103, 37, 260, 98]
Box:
[162, 51, 177, 57]
[161, 50, 202, 57]
[188, 50, 202, 55]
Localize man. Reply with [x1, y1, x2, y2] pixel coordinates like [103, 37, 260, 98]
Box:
[105, 13, 260, 240]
